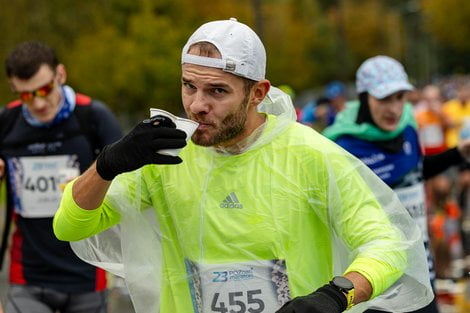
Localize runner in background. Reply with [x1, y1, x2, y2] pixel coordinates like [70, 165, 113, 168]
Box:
[442, 80, 470, 148]
[298, 80, 347, 131]
[415, 85, 448, 156]
[324, 55, 470, 313]
[415, 84, 465, 282]
[0, 41, 122, 313]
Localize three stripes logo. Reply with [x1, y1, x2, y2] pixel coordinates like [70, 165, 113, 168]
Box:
[220, 192, 243, 209]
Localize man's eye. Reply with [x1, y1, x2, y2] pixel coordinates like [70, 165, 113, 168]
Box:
[183, 82, 195, 89]
[214, 88, 226, 94]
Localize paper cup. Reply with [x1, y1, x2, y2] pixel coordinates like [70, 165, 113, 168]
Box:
[150, 108, 199, 156]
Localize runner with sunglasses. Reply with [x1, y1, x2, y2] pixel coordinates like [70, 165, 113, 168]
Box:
[0, 41, 123, 313]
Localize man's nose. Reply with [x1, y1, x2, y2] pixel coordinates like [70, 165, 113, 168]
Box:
[189, 91, 209, 114]
[29, 97, 47, 110]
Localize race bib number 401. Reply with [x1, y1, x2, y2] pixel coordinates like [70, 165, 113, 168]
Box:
[8, 155, 80, 218]
[185, 259, 290, 313]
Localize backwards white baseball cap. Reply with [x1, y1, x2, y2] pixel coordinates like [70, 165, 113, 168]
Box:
[356, 55, 414, 99]
[181, 18, 266, 81]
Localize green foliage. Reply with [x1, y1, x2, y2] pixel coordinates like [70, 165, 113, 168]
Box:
[0, 0, 468, 119]
[65, 14, 185, 117]
[420, 0, 470, 75]
[339, 0, 404, 73]
[263, 0, 335, 88]
[422, 0, 470, 51]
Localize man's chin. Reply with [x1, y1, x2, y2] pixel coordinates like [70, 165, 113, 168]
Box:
[191, 135, 213, 147]
[35, 115, 54, 123]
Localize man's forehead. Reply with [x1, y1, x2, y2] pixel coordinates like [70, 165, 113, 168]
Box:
[10, 64, 54, 90]
[182, 63, 243, 84]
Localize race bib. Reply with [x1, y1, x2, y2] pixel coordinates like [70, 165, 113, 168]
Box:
[419, 124, 444, 147]
[8, 155, 80, 218]
[395, 183, 428, 241]
[185, 259, 290, 313]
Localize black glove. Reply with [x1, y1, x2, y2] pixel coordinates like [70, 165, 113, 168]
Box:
[96, 115, 188, 180]
[275, 284, 347, 313]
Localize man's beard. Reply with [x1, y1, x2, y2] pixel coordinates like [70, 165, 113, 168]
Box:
[191, 99, 249, 147]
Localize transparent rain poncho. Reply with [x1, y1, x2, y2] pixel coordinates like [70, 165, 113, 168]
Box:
[66, 87, 433, 312]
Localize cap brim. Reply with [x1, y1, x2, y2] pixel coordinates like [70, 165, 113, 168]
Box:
[369, 81, 414, 99]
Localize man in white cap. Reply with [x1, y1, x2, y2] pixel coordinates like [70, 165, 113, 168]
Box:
[324, 55, 470, 313]
[54, 21, 433, 313]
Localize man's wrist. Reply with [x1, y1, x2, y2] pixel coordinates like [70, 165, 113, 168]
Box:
[95, 145, 115, 181]
[330, 276, 355, 310]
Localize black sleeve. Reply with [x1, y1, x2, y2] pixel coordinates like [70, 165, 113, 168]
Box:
[422, 147, 464, 180]
[90, 100, 123, 147]
[0, 106, 21, 145]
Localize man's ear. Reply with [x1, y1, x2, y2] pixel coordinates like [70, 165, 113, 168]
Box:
[250, 80, 271, 107]
[56, 64, 67, 84]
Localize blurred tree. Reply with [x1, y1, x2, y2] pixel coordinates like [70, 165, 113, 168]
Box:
[421, 0, 470, 74]
[0, 0, 258, 120]
[1, 0, 467, 121]
[66, 0, 186, 119]
[326, 0, 404, 80]
[263, 0, 336, 89]
[421, 0, 470, 51]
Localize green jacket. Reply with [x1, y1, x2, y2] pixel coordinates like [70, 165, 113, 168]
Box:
[54, 114, 429, 313]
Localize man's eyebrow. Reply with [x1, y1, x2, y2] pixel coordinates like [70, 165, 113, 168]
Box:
[181, 77, 230, 89]
[208, 82, 230, 88]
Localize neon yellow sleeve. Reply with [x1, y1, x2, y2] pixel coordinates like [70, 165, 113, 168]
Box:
[345, 257, 404, 299]
[53, 178, 121, 241]
[338, 179, 406, 298]
[326, 147, 407, 298]
[339, 188, 406, 298]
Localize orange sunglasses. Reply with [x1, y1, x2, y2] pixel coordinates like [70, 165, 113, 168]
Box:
[17, 79, 55, 102]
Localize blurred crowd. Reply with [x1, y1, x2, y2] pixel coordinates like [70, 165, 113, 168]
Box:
[412, 77, 470, 282]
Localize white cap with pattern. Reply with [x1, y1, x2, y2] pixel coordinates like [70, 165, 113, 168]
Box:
[181, 18, 266, 81]
[356, 55, 414, 99]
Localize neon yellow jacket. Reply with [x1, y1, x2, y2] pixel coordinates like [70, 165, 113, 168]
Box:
[54, 113, 432, 312]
